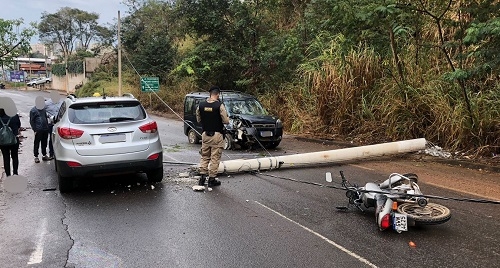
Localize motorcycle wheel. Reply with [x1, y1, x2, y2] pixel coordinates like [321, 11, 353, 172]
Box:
[397, 203, 451, 225]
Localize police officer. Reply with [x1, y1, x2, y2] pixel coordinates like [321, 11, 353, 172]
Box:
[196, 86, 229, 187]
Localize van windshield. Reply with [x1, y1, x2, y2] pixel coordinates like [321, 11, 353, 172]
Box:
[224, 98, 268, 116]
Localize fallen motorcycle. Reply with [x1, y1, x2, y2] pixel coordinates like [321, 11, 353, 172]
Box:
[326, 171, 451, 232]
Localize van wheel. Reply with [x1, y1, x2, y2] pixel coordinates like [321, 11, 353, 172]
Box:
[263, 141, 280, 149]
[224, 134, 233, 150]
[188, 129, 200, 144]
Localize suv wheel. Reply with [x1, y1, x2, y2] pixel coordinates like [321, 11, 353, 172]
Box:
[147, 167, 164, 183]
[188, 129, 200, 144]
[223, 134, 233, 150]
[58, 173, 73, 193]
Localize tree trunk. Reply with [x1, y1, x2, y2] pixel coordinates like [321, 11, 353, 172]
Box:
[389, 26, 406, 87]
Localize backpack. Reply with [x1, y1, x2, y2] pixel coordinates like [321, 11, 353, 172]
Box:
[0, 117, 17, 146]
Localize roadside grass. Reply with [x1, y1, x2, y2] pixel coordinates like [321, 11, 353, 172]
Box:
[260, 37, 500, 157]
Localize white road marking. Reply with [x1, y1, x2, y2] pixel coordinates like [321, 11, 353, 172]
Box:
[254, 201, 378, 268]
[27, 218, 48, 265]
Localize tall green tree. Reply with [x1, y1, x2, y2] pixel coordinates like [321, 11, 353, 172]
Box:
[38, 7, 108, 58]
[0, 18, 35, 69]
[173, 0, 302, 92]
[121, 0, 178, 80]
[462, 0, 500, 83]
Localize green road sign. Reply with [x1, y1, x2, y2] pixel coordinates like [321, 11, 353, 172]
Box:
[140, 77, 159, 92]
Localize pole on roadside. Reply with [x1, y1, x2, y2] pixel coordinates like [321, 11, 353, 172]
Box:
[65, 54, 69, 94]
[118, 10, 122, 97]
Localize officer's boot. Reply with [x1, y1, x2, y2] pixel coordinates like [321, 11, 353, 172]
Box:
[198, 174, 207, 186]
[207, 177, 221, 187]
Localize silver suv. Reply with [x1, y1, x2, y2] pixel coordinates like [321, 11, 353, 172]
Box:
[52, 94, 163, 192]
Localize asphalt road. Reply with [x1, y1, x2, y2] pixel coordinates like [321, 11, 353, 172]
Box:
[0, 89, 499, 268]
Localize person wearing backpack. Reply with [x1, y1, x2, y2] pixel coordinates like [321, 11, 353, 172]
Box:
[0, 108, 21, 177]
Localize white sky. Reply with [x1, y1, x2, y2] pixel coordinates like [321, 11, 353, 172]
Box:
[0, 0, 129, 43]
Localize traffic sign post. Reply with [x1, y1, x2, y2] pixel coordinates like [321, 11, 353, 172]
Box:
[140, 77, 159, 92]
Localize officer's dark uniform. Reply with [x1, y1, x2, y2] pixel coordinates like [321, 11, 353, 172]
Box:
[196, 87, 229, 186]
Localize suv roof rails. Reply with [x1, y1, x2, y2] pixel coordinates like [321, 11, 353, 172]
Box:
[67, 94, 77, 101]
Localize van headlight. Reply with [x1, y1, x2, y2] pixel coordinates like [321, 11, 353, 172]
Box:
[276, 119, 283, 128]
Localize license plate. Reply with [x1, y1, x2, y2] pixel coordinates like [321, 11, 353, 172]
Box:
[393, 213, 408, 232]
[260, 131, 273, 137]
[99, 133, 126, 143]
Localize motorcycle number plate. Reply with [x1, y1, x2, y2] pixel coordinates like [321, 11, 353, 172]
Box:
[393, 213, 408, 232]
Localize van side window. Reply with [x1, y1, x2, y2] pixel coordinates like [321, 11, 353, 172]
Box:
[185, 98, 194, 114]
[193, 99, 201, 114]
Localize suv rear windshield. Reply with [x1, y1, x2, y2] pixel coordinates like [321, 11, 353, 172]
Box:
[68, 101, 146, 124]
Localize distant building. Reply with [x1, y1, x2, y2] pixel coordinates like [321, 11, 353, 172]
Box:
[12, 57, 52, 79]
[30, 43, 62, 59]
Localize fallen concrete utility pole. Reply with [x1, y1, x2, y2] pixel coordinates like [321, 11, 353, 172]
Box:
[218, 138, 427, 174]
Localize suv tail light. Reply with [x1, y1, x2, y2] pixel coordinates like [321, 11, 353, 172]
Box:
[147, 153, 160, 160]
[139, 121, 158, 133]
[67, 161, 82, 167]
[58, 127, 84, 139]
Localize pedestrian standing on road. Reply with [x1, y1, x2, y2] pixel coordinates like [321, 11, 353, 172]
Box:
[45, 91, 62, 159]
[30, 96, 51, 163]
[196, 86, 230, 187]
[0, 106, 22, 177]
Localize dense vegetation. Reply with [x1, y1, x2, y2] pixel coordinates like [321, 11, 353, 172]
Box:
[88, 0, 499, 157]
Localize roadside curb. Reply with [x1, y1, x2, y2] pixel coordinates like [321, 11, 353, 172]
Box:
[289, 135, 500, 174]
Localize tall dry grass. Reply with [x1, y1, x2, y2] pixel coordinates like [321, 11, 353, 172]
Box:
[261, 34, 500, 156]
[294, 35, 383, 137]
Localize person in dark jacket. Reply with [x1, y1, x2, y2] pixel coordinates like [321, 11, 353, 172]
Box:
[0, 108, 21, 176]
[30, 96, 50, 163]
[45, 92, 62, 159]
[195, 86, 230, 187]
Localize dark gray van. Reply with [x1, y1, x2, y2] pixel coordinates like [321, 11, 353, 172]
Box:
[183, 91, 283, 149]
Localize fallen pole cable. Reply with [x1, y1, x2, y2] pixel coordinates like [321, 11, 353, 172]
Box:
[250, 171, 500, 205]
[163, 161, 197, 165]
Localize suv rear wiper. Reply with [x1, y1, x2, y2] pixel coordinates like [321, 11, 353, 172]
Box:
[109, 117, 135, 122]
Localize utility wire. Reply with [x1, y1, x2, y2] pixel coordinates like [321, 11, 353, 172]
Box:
[122, 51, 233, 160]
[251, 171, 500, 205]
[122, 49, 274, 159]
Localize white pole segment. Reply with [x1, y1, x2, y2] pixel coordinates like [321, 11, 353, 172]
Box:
[217, 138, 427, 174]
